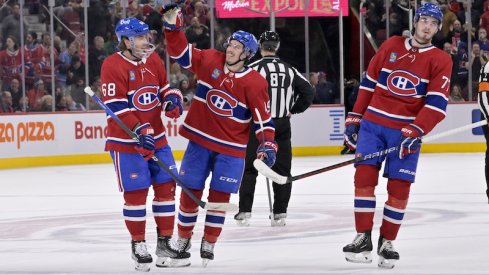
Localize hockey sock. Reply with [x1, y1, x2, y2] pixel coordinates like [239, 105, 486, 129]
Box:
[178, 189, 203, 239]
[123, 188, 149, 241]
[152, 181, 176, 236]
[354, 165, 379, 232]
[380, 179, 411, 240]
[203, 189, 230, 243]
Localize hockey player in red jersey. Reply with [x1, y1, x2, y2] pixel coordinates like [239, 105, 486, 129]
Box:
[161, 4, 277, 267]
[100, 17, 189, 271]
[342, 3, 452, 269]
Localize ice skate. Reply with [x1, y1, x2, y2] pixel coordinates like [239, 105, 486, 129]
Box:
[270, 213, 286, 227]
[342, 231, 373, 263]
[155, 234, 190, 268]
[131, 240, 152, 272]
[234, 212, 251, 226]
[200, 237, 215, 267]
[377, 236, 399, 269]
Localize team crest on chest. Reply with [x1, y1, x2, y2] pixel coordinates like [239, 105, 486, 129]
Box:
[131, 86, 160, 111]
[206, 89, 238, 117]
[386, 70, 420, 97]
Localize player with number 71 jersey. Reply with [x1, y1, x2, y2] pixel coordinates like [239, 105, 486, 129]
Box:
[353, 36, 452, 134]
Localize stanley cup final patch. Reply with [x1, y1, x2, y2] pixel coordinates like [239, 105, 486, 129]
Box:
[129, 70, 136, 81]
[389, 52, 398, 63]
[212, 68, 222, 79]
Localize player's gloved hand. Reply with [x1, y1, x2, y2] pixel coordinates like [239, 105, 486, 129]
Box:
[344, 112, 362, 151]
[134, 123, 155, 160]
[163, 89, 183, 119]
[399, 124, 423, 159]
[161, 4, 184, 31]
[257, 140, 278, 167]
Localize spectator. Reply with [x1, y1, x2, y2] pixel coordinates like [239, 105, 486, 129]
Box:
[313, 72, 338, 104]
[185, 16, 210, 49]
[476, 28, 489, 55]
[446, 20, 465, 46]
[37, 95, 55, 112]
[87, 77, 103, 110]
[24, 32, 44, 88]
[179, 79, 194, 106]
[57, 42, 78, 90]
[169, 62, 189, 88]
[17, 95, 29, 112]
[67, 54, 85, 87]
[452, 41, 469, 90]
[88, 36, 107, 84]
[470, 43, 488, 99]
[0, 91, 14, 113]
[8, 78, 22, 111]
[449, 84, 466, 102]
[0, 35, 22, 91]
[87, 0, 110, 42]
[1, 4, 27, 47]
[27, 79, 47, 110]
[309, 72, 318, 91]
[480, 2, 489, 34]
[39, 33, 59, 91]
[58, 0, 83, 45]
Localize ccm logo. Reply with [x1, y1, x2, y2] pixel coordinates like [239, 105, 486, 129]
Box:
[219, 176, 238, 183]
[0, 121, 55, 149]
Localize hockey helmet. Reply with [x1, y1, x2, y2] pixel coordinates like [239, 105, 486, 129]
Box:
[115, 17, 150, 42]
[259, 31, 280, 52]
[224, 30, 258, 60]
[414, 2, 443, 30]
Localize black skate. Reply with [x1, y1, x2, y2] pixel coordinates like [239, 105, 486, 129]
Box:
[155, 233, 190, 268]
[377, 236, 399, 269]
[234, 212, 251, 226]
[342, 231, 373, 263]
[131, 240, 153, 272]
[200, 237, 215, 267]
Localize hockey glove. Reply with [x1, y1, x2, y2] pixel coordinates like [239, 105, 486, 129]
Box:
[257, 140, 278, 167]
[344, 112, 362, 151]
[163, 89, 183, 119]
[134, 123, 155, 161]
[399, 124, 423, 159]
[161, 4, 184, 31]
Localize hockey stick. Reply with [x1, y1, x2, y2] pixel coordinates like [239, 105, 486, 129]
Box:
[84, 87, 238, 211]
[254, 119, 488, 184]
[255, 108, 274, 225]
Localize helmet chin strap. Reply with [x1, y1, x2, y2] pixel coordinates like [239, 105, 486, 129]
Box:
[226, 53, 246, 67]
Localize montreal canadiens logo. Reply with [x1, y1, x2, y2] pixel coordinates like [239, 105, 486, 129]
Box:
[131, 86, 160, 111]
[206, 89, 238, 117]
[386, 70, 420, 97]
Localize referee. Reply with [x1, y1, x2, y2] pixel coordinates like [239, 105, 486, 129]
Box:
[234, 31, 314, 226]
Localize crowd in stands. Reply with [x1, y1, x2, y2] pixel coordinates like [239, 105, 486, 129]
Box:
[0, 0, 215, 113]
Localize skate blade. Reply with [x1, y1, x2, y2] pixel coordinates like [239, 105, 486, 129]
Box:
[202, 258, 211, 267]
[235, 219, 250, 227]
[378, 256, 397, 269]
[344, 252, 372, 263]
[134, 262, 151, 272]
[156, 257, 191, 268]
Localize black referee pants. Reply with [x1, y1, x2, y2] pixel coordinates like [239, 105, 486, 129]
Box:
[238, 117, 292, 214]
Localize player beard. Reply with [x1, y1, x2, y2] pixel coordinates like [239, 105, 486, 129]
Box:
[413, 31, 433, 46]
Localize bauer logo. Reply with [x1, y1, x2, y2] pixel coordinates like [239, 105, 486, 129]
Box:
[0, 121, 55, 149]
[328, 109, 344, 141]
[471, 109, 484, 135]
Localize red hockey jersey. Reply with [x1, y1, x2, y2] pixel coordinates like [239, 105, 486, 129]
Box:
[353, 36, 452, 135]
[165, 30, 275, 158]
[100, 51, 171, 153]
[0, 49, 22, 86]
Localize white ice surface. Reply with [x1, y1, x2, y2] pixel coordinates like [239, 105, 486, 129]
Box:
[1, 153, 488, 274]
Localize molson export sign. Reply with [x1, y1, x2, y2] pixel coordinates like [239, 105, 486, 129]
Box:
[216, 0, 348, 18]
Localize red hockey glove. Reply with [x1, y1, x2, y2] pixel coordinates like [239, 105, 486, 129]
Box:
[163, 89, 183, 119]
[134, 123, 155, 161]
[344, 112, 362, 151]
[399, 124, 423, 159]
[257, 140, 278, 167]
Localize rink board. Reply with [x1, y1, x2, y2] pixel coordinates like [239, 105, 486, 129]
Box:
[0, 103, 484, 169]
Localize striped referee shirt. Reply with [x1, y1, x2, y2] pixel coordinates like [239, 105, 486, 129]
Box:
[249, 56, 314, 118]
